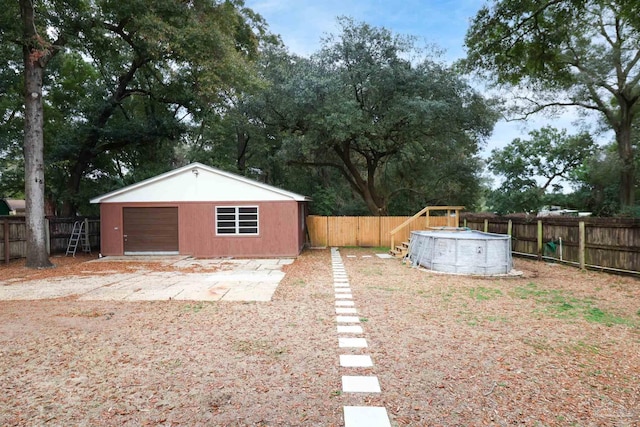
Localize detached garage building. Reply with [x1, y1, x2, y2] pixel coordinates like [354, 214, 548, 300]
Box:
[90, 163, 310, 258]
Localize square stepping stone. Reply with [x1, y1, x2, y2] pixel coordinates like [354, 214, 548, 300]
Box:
[336, 315, 360, 323]
[336, 307, 357, 314]
[335, 300, 355, 306]
[335, 294, 353, 299]
[337, 325, 363, 333]
[362, 255, 372, 258]
[375, 253, 394, 259]
[339, 337, 368, 348]
[340, 355, 373, 367]
[342, 376, 381, 393]
[343, 406, 391, 427]
[335, 288, 351, 293]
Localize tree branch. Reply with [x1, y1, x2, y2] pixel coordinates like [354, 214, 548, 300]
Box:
[507, 99, 602, 121]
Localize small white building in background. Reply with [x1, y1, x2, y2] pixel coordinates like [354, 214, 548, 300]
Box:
[538, 206, 591, 217]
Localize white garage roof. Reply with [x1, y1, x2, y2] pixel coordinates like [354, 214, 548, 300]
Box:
[90, 162, 311, 203]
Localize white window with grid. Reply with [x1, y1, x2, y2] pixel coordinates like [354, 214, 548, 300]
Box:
[216, 206, 259, 235]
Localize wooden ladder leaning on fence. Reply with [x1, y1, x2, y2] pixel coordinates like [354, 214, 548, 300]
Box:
[65, 220, 91, 257]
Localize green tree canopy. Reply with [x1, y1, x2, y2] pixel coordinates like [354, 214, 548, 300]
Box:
[1, 0, 269, 217]
[487, 126, 597, 214]
[262, 18, 497, 215]
[464, 0, 640, 209]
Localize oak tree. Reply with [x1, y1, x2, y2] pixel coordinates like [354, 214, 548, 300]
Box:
[464, 0, 640, 208]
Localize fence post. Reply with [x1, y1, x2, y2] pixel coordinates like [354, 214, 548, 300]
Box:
[507, 219, 512, 236]
[483, 219, 488, 232]
[537, 220, 543, 260]
[579, 221, 586, 270]
[3, 219, 9, 264]
[463, 218, 467, 228]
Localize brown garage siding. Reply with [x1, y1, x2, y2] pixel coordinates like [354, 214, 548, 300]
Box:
[99, 201, 303, 257]
[179, 201, 301, 257]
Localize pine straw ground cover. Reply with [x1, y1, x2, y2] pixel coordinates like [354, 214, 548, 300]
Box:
[0, 249, 638, 426]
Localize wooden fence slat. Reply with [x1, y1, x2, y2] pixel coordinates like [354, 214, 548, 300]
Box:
[3, 219, 8, 264]
[306, 216, 328, 247]
[306, 214, 638, 273]
[307, 215, 452, 248]
[0, 216, 100, 262]
[327, 217, 358, 247]
[358, 217, 381, 247]
[461, 214, 639, 273]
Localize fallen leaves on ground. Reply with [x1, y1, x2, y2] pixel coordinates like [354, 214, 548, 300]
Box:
[0, 249, 638, 426]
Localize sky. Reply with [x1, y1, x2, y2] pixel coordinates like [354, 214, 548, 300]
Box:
[243, 0, 605, 178]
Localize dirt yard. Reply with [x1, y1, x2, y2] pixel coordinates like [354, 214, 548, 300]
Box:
[0, 249, 638, 426]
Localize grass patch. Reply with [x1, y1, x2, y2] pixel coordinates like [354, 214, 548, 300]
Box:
[584, 307, 630, 326]
[568, 340, 600, 355]
[469, 286, 503, 301]
[342, 246, 390, 252]
[183, 302, 206, 313]
[361, 267, 384, 276]
[511, 283, 634, 326]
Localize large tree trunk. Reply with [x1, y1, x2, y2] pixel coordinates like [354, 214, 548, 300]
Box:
[334, 144, 388, 215]
[616, 118, 636, 208]
[21, 0, 53, 268]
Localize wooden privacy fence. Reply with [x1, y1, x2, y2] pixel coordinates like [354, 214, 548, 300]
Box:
[306, 215, 452, 248]
[462, 215, 640, 274]
[1, 217, 100, 263]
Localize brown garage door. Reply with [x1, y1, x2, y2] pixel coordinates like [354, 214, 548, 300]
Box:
[123, 207, 179, 253]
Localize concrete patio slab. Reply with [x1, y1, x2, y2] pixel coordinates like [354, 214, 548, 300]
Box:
[0, 257, 293, 302]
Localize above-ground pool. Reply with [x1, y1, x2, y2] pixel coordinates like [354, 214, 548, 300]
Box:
[407, 230, 513, 275]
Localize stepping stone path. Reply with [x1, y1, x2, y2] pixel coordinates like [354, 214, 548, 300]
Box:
[331, 247, 392, 427]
